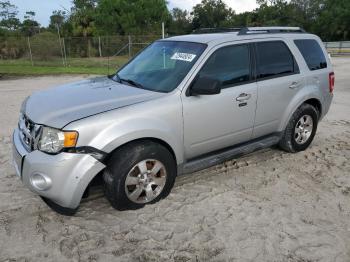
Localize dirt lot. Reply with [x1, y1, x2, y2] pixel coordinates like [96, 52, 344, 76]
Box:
[0, 58, 349, 262]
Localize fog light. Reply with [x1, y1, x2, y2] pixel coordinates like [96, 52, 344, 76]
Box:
[30, 173, 52, 191]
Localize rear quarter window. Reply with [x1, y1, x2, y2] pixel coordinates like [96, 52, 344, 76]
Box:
[294, 39, 327, 71]
[256, 41, 298, 80]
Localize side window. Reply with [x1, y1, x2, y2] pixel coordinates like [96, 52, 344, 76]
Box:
[198, 44, 251, 88]
[256, 41, 297, 80]
[294, 39, 327, 71]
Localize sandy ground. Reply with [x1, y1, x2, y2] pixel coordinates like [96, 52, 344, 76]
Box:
[0, 58, 349, 262]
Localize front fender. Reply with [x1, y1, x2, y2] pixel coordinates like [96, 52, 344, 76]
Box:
[91, 117, 184, 164]
[278, 84, 323, 132]
[65, 95, 184, 165]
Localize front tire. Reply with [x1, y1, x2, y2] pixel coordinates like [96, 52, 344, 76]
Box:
[103, 140, 176, 211]
[279, 103, 319, 153]
[41, 197, 78, 216]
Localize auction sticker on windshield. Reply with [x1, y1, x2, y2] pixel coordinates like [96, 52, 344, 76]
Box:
[171, 52, 197, 62]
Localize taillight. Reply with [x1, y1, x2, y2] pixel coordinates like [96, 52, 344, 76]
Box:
[329, 72, 335, 93]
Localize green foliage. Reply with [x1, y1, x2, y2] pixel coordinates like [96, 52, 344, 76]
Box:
[0, 63, 109, 75]
[95, 0, 170, 35]
[70, 0, 97, 37]
[311, 0, 350, 41]
[29, 31, 62, 60]
[0, 0, 350, 44]
[0, 35, 27, 59]
[21, 11, 40, 36]
[0, 1, 20, 30]
[48, 10, 72, 37]
[0, 56, 129, 75]
[49, 10, 66, 28]
[168, 8, 192, 35]
[251, 0, 297, 26]
[192, 0, 235, 29]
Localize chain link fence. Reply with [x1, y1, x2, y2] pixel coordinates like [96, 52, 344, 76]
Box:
[0, 34, 160, 74]
[324, 41, 350, 56]
[1, 35, 350, 75]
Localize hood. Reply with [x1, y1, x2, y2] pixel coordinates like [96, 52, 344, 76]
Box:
[24, 77, 166, 128]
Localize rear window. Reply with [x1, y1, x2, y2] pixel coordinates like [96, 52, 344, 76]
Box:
[256, 41, 297, 80]
[294, 39, 327, 71]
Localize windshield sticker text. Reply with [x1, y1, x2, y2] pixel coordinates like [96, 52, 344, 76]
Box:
[171, 52, 197, 62]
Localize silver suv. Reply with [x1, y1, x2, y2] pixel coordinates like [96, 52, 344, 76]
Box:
[12, 27, 334, 215]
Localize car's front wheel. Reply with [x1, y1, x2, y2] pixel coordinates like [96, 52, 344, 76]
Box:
[103, 140, 176, 210]
[279, 103, 319, 153]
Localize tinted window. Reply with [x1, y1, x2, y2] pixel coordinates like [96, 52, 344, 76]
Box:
[294, 39, 327, 70]
[256, 41, 296, 80]
[198, 44, 250, 88]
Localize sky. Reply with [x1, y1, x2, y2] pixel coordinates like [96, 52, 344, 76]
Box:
[10, 0, 259, 27]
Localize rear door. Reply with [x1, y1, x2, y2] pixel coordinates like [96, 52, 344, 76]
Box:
[253, 40, 303, 138]
[182, 43, 258, 159]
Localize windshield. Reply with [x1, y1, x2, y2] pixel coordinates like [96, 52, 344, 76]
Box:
[115, 41, 207, 93]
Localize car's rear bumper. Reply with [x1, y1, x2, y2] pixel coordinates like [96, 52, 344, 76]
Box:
[320, 93, 333, 121]
[12, 128, 105, 209]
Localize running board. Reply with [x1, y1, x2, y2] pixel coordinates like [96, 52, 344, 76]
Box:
[181, 134, 281, 175]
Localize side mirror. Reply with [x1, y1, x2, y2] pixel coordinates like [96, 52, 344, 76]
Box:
[190, 76, 221, 96]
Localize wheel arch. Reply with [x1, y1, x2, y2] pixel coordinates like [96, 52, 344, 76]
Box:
[304, 98, 322, 118]
[82, 136, 179, 201]
[104, 137, 178, 165]
[278, 92, 323, 132]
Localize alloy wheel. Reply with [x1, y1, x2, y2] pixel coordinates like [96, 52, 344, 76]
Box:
[124, 159, 167, 204]
[294, 115, 313, 145]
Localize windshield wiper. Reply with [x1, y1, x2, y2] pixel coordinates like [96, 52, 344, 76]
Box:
[119, 78, 145, 89]
[111, 73, 121, 83]
[111, 73, 145, 89]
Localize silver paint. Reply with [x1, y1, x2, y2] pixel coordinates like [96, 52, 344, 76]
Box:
[13, 30, 334, 209]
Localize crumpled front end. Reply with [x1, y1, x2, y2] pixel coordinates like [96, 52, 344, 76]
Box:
[12, 127, 105, 209]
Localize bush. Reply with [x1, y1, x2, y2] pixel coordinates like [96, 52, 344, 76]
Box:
[30, 32, 62, 60]
[0, 37, 27, 59]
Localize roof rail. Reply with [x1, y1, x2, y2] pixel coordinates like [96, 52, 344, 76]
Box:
[193, 27, 242, 34]
[238, 27, 306, 35]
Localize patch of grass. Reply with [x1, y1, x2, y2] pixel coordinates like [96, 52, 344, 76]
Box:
[0, 64, 109, 75]
[0, 56, 130, 76]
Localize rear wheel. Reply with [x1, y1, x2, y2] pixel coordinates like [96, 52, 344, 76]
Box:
[103, 140, 176, 210]
[279, 103, 319, 153]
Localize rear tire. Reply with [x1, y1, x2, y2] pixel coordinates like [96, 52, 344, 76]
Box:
[103, 140, 176, 211]
[279, 103, 319, 153]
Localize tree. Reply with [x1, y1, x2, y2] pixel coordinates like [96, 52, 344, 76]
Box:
[21, 11, 40, 36]
[169, 8, 192, 35]
[191, 0, 234, 30]
[252, 0, 297, 26]
[70, 0, 97, 37]
[95, 0, 170, 35]
[254, 0, 350, 40]
[49, 10, 72, 37]
[229, 12, 253, 27]
[313, 0, 350, 40]
[0, 1, 20, 30]
[49, 10, 66, 29]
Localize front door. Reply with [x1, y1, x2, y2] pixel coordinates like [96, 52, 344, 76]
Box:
[182, 43, 258, 159]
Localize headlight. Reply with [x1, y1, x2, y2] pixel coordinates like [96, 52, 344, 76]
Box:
[38, 127, 78, 153]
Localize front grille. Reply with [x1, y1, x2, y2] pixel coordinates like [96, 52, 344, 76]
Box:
[18, 114, 41, 152]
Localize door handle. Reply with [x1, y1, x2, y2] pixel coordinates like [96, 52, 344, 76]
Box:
[289, 81, 301, 89]
[236, 93, 251, 102]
